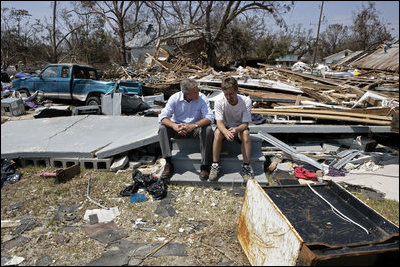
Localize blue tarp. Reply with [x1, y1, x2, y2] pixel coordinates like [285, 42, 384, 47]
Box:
[14, 72, 32, 79]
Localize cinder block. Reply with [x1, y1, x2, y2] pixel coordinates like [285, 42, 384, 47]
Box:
[17, 158, 50, 167]
[50, 158, 80, 168]
[1, 98, 25, 116]
[79, 157, 113, 171]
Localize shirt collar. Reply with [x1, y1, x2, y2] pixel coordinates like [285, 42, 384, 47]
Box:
[178, 91, 198, 103]
[178, 91, 185, 102]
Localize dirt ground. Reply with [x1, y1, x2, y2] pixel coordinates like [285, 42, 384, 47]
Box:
[2, 111, 399, 266]
[1, 164, 251, 266]
[1, 111, 251, 266]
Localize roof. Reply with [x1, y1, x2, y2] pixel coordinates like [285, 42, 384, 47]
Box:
[331, 50, 366, 68]
[323, 49, 353, 60]
[350, 44, 399, 72]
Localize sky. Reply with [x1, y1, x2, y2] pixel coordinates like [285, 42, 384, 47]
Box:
[1, 1, 399, 38]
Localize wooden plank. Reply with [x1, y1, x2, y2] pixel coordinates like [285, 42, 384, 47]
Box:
[301, 87, 334, 102]
[253, 108, 393, 121]
[253, 110, 391, 125]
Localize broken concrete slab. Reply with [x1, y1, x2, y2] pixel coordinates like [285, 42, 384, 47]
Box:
[53, 204, 81, 222]
[86, 250, 129, 266]
[1, 255, 25, 266]
[2, 235, 30, 251]
[1, 115, 159, 159]
[35, 255, 52, 266]
[11, 216, 36, 235]
[106, 240, 149, 256]
[323, 159, 399, 201]
[82, 221, 128, 245]
[110, 156, 129, 171]
[4, 202, 23, 212]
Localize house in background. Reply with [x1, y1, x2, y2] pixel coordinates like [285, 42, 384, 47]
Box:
[323, 49, 353, 65]
[275, 55, 300, 68]
[350, 43, 399, 73]
[125, 24, 175, 64]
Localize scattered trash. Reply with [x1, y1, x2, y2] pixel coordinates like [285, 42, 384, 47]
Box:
[1, 159, 21, 187]
[294, 167, 318, 180]
[119, 169, 168, 200]
[130, 193, 147, 203]
[83, 207, 120, 223]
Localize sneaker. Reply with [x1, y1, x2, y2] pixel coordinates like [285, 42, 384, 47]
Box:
[209, 163, 221, 181]
[240, 164, 254, 183]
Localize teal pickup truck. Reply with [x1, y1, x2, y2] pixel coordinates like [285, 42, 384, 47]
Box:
[10, 63, 142, 106]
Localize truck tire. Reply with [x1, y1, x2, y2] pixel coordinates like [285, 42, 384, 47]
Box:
[86, 96, 101, 106]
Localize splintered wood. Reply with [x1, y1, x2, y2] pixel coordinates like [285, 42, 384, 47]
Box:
[106, 51, 398, 127]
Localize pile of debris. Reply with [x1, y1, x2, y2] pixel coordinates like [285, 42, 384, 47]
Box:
[102, 43, 399, 129]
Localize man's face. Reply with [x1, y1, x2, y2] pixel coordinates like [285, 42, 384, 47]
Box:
[184, 86, 199, 102]
[223, 88, 238, 105]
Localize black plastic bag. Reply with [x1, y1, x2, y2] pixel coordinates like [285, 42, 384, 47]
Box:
[147, 178, 168, 200]
[119, 170, 167, 199]
[1, 159, 21, 187]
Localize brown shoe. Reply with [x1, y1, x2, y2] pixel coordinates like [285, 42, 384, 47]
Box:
[199, 165, 210, 181]
[161, 163, 174, 179]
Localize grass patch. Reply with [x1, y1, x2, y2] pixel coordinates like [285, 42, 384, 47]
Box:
[351, 192, 399, 227]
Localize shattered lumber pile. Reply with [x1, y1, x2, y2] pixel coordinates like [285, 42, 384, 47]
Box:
[104, 52, 398, 127]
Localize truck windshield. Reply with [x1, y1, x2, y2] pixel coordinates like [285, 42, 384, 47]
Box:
[42, 66, 58, 78]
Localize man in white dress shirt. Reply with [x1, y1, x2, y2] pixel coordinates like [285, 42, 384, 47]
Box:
[158, 78, 214, 181]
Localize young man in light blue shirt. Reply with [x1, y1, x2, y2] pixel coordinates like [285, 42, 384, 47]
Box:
[158, 78, 214, 181]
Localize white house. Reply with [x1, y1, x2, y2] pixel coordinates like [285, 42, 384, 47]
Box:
[323, 49, 353, 65]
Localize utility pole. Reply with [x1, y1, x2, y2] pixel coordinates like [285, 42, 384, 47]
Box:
[311, 1, 324, 75]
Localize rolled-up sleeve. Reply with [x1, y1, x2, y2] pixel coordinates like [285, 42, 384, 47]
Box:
[158, 94, 176, 124]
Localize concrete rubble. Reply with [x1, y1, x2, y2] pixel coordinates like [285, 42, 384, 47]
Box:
[1, 40, 399, 266]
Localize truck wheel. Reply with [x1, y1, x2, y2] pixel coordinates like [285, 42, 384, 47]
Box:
[86, 96, 101, 106]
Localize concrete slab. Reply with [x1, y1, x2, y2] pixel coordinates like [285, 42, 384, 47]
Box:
[1, 115, 159, 159]
[323, 161, 399, 202]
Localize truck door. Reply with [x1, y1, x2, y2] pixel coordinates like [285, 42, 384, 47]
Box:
[35, 65, 59, 99]
[58, 66, 72, 100]
[71, 66, 90, 102]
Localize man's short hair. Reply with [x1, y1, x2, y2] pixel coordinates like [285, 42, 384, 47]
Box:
[180, 78, 198, 93]
[221, 76, 238, 91]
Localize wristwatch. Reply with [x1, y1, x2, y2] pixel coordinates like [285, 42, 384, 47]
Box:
[194, 124, 199, 128]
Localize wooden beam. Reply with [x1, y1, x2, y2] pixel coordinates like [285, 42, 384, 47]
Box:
[253, 108, 393, 121]
[253, 110, 391, 125]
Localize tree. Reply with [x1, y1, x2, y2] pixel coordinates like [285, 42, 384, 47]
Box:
[42, 1, 85, 63]
[350, 2, 394, 51]
[81, 1, 146, 65]
[158, 1, 293, 68]
[320, 24, 349, 56]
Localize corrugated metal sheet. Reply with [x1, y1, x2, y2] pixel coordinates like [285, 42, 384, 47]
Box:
[351, 45, 399, 72]
[331, 50, 365, 68]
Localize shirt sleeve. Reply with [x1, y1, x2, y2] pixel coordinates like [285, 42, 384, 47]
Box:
[200, 94, 215, 124]
[241, 96, 252, 123]
[214, 97, 224, 122]
[158, 93, 176, 124]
